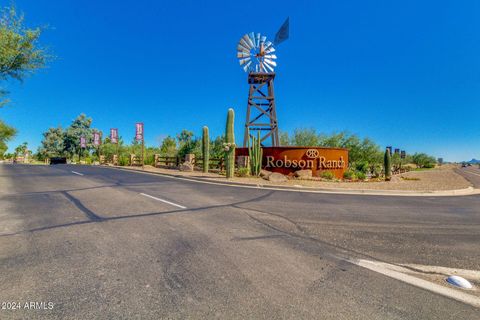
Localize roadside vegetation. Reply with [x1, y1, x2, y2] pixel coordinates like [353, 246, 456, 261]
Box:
[280, 128, 437, 180]
[21, 118, 439, 182]
[30, 113, 227, 166]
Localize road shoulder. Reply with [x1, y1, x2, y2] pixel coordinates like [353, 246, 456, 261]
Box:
[100, 165, 480, 197]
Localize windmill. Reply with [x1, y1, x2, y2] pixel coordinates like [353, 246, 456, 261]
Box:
[237, 32, 277, 73]
[237, 18, 289, 147]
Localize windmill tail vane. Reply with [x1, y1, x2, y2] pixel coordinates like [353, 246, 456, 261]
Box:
[274, 17, 289, 46]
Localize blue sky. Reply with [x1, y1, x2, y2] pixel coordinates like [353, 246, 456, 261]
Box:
[1, 0, 479, 161]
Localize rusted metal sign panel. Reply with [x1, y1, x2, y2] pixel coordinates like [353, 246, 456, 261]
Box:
[236, 147, 348, 179]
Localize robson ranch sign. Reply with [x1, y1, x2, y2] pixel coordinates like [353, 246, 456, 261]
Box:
[236, 147, 349, 179]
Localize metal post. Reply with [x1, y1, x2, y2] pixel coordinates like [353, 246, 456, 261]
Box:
[141, 139, 145, 169]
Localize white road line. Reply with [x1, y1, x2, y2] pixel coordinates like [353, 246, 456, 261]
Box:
[71, 171, 84, 176]
[139, 193, 187, 209]
[345, 258, 480, 308]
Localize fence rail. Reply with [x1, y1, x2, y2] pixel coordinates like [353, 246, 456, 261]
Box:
[194, 157, 225, 172]
[100, 153, 225, 172]
[154, 155, 181, 168]
[153, 154, 224, 172]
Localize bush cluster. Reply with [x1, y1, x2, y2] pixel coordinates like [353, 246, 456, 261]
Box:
[237, 167, 250, 177]
[342, 170, 366, 181]
[320, 171, 335, 180]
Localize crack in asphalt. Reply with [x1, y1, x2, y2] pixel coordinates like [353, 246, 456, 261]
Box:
[232, 204, 459, 281]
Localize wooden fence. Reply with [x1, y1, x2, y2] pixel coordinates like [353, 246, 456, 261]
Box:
[154, 155, 181, 168]
[193, 157, 225, 172]
[153, 154, 224, 172]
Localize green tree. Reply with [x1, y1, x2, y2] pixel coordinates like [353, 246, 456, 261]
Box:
[412, 153, 436, 168]
[0, 119, 16, 157]
[283, 129, 385, 175]
[391, 152, 401, 171]
[14, 141, 28, 159]
[279, 131, 290, 146]
[144, 146, 161, 166]
[291, 128, 319, 146]
[63, 114, 94, 159]
[176, 129, 199, 159]
[318, 131, 346, 148]
[160, 135, 177, 156]
[0, 5, 50, 106]
[100, 137, 115, 160]
[38, 126, 65, 158]
[210, 134, 225, 159]
[318, 131, 383, 173]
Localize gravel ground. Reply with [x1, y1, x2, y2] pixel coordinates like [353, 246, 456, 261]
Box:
[108, 164, 472, 192]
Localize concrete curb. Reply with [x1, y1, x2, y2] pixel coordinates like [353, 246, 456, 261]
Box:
[102, 165, 480, 197]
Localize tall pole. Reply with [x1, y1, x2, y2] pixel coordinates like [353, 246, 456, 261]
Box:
[110, 128, 119, 166]
[141, 137, 144, 170]
[135, 123, 144, 169]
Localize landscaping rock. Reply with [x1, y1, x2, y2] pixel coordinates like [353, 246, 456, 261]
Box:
[179, 162, 194, 172]
[268, 172, 288, 183]
[294, 169, 312, 179]
[260, 169, 272, 179]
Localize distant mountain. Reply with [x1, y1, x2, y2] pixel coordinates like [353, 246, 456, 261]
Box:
[466, 159, 480, 164]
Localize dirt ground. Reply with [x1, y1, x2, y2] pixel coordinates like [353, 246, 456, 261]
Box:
[110, 164, 472, 192]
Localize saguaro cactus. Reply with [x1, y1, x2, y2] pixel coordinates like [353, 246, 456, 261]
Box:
[249, 130, 263, 176]
[202, 126, 210, 173]
[384, 148, 392, 181]
[224, 108, 235, 178]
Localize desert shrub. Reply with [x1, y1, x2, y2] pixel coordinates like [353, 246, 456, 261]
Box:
[371, 163, 382, 177]
[144, 154, 155, 166]
[343, 170, 355, 180]
[119, 155, 129, 166]
[237, 167, 250, 177]
[355, 161, 369, 174]
[423, 162, 435, 169]
[355, 171, 366, 180]
[412, 153, 436, 168]
[320, 171, 334, 180]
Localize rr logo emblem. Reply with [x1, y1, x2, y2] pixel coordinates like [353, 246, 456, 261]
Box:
[306, 149, 319, 159]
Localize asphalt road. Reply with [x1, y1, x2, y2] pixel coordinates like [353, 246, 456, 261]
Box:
[456, 165, 480, 188]
[0, 164, 479, 319]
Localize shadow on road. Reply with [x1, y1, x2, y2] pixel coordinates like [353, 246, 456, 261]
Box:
[0, 189, 276, 237]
